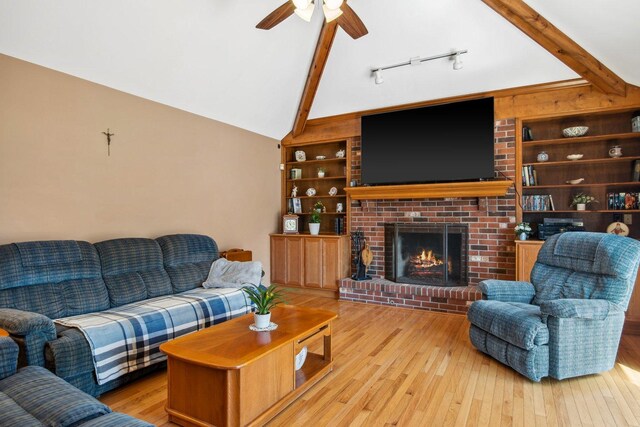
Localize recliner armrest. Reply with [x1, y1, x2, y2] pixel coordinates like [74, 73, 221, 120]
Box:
[478, 280, 535, 303]
[0, 336, 19, 379]
[0, 308, 56, 367]
[539, 299, 617, 320]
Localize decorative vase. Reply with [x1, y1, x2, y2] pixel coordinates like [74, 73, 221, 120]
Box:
[576, 203, 586, 211]
[519, 232, 527, 241]
[309, 223, 320, 235]
[254, 312, 271, 329]
[536, 151, 549, 162]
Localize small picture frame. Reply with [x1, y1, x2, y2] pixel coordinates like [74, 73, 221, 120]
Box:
[290, 168, 302, 180]
[283, 215, 299, 234]
[292, 198, 302, 214]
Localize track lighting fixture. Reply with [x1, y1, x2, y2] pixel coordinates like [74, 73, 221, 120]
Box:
[371, 49, 468, 84]
[374, 69, 384, 85]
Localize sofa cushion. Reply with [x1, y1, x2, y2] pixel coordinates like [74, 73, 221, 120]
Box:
[0, 391, 43, 427]
[95, 238, 173, 306]
[0, 366, 111, 426]
[46, 327, 95, 379]
[0, 241, 105, 318]
[467, 300, 548, 350]
[157, 234, 218, 292]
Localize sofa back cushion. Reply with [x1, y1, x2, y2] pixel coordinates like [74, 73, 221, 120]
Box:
[95, 238, 173, 307]
[532, 232, 640, 309]
[156, 234, 218, 293]
[0, 241, 108, 318]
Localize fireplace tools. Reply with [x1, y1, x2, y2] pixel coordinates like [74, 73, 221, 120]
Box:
[351, 231, 372, 281]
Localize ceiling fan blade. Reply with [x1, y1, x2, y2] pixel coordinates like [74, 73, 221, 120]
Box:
[256, 2, 296, 30]
[337, 3, 368, 39]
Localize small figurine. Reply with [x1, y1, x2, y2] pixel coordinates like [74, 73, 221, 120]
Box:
[291, 185, 298, 198]
[336, 202, 343, 213]
[335, 149, 345, 158]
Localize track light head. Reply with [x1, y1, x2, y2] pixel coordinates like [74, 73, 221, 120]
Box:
[374, 69, 384, 85]
[453, 53, 463, 70]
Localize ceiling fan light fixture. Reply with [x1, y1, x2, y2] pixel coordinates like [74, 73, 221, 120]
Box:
[322, 4, 343, 22]
[294, 2, 315, 22]
[374, 69, 384, 85]
[292, 0, 311, 9]
[323, 0, 343, 10]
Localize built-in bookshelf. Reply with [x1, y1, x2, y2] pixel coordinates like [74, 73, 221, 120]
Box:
[517, 107, 640, 238]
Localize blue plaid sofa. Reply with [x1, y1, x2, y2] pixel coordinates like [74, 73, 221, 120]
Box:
[0, 336, 152, 426]
[468, 232, 640, 381]
[0, 234, 252, 397]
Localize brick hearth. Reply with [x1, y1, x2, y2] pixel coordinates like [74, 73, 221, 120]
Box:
[340, 278, 482, 314]
[341, 119, 516, 314]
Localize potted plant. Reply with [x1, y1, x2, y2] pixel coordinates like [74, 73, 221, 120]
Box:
[309, 201, 324, 235]
[317, 167, 326, 178]
[514, 222, 532, 241]
[242, 284, 286, 329]
[571, 193, 597, 211]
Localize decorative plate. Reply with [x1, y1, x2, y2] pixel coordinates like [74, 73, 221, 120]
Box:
[249, 322, 278, 332]
[306, 187, 316, 197]
[606, 222, 629, 237]
[295, 150, 306, 162]
[295, 346, 308, 371]
[563, 126, 589, 138]
[328, 187, 338, 196]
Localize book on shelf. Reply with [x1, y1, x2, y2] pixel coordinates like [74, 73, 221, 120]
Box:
[521, 165, 536, 186]
[522, 194, 554, 211]
[607, 192, 639, 210]
[633, 160, 640, 182]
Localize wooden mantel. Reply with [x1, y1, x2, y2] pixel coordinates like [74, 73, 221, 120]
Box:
[344, 180, 513, 200]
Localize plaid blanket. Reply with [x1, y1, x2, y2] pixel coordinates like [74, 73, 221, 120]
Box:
[55, 287, 251, 385]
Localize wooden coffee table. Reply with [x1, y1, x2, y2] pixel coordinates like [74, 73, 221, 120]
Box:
[160, 305, 337, 427]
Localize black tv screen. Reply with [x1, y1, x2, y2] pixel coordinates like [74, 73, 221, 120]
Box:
[361, 98, 495, 185]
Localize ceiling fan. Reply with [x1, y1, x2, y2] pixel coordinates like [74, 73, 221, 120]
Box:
[256, 0, 368, 40]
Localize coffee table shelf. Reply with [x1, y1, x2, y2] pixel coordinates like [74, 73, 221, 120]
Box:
[160, 305, 337, 427]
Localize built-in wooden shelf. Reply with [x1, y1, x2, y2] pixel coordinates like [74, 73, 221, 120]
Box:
[524, 181, 640, 189]
[344, 180, 513, 200]
[287, 176, 347, 182]
[523, 156, 640, 167]
[286, 158, 346, 165]
[295, 212, 346, 215]
[522, 132, 640, 148]
[287, 195, 346, 199]
[523, 210, 640, 214]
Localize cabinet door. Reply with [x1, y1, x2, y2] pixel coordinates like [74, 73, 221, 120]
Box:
[270, 236, 287, 285]
[285, 237, 304, 287]
[516, 241, 543, 282]
[304, 238, 323, 288]
[321, 239, 341, 290]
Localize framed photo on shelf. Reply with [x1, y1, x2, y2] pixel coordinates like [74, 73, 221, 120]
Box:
[292, 198, 302, 214]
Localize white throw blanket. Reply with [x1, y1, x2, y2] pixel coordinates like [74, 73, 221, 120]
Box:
[202, 258, 262, 289]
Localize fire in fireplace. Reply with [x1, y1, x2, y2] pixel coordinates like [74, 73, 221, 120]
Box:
[384, 223, 468, 287]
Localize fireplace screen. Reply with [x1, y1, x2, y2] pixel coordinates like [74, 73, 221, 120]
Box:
[384, 223, 468, 287]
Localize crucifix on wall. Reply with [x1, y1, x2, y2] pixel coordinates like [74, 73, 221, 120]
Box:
[101, 128, 115, 156]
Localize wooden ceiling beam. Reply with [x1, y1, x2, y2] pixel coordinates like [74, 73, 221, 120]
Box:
[481, 0, 626, 97]
[292, 21, 339, 137]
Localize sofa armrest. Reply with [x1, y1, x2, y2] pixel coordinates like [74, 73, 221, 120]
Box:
[0, 336, 19, 379]
[478, 279, 535, 303]
[539, 299, 617, 320]
[0, 308, 56, 367]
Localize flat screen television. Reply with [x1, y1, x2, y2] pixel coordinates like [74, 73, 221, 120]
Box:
[361, 97, 495, 185]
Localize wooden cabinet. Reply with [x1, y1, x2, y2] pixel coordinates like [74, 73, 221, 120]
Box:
[282, 139, 351, 235]
[271, 234, 350, 293]
[518, 107, 640, 237]
[515, 240, 543, 281]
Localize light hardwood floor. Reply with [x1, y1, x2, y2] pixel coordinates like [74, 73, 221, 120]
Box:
[100, 291, 640, 426]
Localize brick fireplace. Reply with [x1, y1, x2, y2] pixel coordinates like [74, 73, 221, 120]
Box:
[339, 119, 516, 314]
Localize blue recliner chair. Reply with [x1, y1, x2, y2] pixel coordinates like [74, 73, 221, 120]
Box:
[468, 232, 640, 381]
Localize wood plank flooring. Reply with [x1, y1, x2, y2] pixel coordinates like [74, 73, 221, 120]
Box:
[100, 291, 640, 426]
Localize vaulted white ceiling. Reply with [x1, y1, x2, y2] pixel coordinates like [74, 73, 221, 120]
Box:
[0, 1, 638, 139]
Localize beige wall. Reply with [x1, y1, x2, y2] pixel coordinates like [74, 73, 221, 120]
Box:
[0, 54, 281, 279]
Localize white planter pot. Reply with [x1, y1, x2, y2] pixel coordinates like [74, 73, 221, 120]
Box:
[254, 312, 271, 329]
[519, 232, 528, 241]
[317, 171, 325, 178]
[576, 203, 586, 211]
[309, 223, 320, 235]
